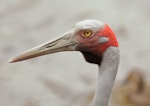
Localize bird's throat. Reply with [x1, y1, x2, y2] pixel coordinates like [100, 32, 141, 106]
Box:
[81, 51, 103, 65]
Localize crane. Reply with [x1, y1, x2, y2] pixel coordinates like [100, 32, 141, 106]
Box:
[9, 19, 120, 106]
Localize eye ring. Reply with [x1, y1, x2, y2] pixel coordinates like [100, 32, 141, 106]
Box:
[81, 29, 93, 37]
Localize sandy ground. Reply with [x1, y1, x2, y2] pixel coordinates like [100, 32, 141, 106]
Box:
[0, 0, 150, 106]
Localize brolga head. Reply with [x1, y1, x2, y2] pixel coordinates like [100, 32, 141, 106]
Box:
[9, 19, 118, 65]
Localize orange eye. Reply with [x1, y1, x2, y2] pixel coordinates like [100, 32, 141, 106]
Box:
[82, 30, 93, 37]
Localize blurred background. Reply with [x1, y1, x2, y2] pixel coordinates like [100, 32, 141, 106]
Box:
[1, 0, 150, 106]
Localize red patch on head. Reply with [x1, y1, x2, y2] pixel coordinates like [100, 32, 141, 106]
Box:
[98, 24, 118, 54]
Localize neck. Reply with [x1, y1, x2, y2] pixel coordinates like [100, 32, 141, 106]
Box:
[92, 47, 120, 106]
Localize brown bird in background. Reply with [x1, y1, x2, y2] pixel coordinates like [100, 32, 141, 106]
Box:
[112, 69, 150, 106]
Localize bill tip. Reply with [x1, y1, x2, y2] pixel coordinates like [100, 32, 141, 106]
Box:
[8, 58, 15, 63]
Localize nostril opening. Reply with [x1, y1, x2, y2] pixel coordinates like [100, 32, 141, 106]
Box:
[44, 43, 57, 48]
